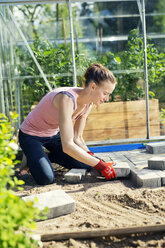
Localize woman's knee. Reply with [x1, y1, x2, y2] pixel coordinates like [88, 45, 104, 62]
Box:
[37, 173, 54, 185]
[29, 157, 55, 185]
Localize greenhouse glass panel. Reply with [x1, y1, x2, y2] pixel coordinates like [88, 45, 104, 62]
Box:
[2, 3, 75, 123]
[72, 1, 154, 141]
[0, 0, 165, 142]
[145, 0, 165, 137]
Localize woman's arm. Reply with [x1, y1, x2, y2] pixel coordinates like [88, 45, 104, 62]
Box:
[54, 94, 99, 167]
[74, 104, 93, 152]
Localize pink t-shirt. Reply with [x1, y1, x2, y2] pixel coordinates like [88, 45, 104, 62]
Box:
[20, 87, 89, 137]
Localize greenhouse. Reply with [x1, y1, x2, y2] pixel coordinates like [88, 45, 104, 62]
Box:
[0, 0, 165, 142]
[1, 1, 165, 248]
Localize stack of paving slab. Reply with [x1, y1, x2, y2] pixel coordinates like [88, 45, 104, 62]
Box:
[131, 142, 165, 188]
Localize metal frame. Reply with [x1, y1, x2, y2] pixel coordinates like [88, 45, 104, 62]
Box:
[8, 7, 52, 92]
[137, 0, 150, 138]
[0, 0, 163, 141]
[68, 0, 77, 86]
[141, 0, 150, 139]
[0, 0, 137, 4]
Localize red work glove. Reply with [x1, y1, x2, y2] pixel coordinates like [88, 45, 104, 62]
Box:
[87, 151, 94, 156]
[94, 160, 117, 180]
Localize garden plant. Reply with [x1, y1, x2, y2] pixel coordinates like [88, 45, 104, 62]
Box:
[0, 112, 47, 248]
[17, 29, 165, 103]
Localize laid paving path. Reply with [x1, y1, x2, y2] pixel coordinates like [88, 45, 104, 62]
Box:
[95, 146, 165, 188]
[21, 144, 165, 224]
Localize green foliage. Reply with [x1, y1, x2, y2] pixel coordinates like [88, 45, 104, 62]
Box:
[16, 29, 165, 104]
[160, 108, 165, 124]
[153, 0, 165, 33]
[16, 39, 97, 103]
[0, 112, 47, 248]
[99, 29, 165, 101]
[16, 41, 73, 102]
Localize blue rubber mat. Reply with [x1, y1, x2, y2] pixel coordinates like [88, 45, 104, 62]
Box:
[89, 143, 146, 153]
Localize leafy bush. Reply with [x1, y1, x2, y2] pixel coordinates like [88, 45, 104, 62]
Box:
[16, 29, 165, 105]
[98, 29, 165, 101]
[16, 42, 74, 101]
[160, 108, 165, 124]
[0, 112, 47, 248]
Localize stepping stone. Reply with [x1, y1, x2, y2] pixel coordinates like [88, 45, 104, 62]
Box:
[64, 169, 87, 183]
[23, 190, 75, 219]
[113, 162, 130, 177]
[148, 157, 165, 170]
[146, 142, 165, 154]
[131, 168, 161, 188]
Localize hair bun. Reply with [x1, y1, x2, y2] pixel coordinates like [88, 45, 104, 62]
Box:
[83, 63, 117, 87]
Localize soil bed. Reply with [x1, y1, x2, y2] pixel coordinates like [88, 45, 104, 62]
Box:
[15, 162, 165, 248]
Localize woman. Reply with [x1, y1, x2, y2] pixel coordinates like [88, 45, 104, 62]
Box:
[19, 63, 117, 185]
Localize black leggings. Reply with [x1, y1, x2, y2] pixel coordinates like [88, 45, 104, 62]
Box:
[19, 130, 92, 185]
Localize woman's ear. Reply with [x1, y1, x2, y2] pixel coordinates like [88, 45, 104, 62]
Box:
[90, 82, 97, 91]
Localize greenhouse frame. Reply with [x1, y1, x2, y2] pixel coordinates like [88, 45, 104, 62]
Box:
[0, 0, 165, 143]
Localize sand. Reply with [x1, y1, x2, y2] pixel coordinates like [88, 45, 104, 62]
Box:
[15, 162, 165, 248]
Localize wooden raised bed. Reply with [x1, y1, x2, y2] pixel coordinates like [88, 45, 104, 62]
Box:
[83, 99, 160, 141]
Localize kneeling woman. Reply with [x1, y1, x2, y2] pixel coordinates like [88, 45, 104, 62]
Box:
[19, 63, 117, 185]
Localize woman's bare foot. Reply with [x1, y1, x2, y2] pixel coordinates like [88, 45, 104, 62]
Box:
[20, 167, 30, 175]
[20, 153, 30, 175]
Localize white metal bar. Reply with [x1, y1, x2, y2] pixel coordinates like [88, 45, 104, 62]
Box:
[0, 51, 5, 114]
[141, 0, 150, 139]
[0, 0, 137, 5]
[68, 0, 77, 86]
[15, 33, 165, 47]
[137, 0, 142, 22]
[0, 7, 10, 117]
[7, 7, 52, 91]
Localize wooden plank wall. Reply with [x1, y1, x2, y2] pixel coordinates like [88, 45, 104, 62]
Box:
[83, 99, 160, 141]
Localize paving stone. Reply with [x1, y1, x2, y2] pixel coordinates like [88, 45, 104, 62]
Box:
[131, 168, 161, 188]
[134, 161, 148, 167]
[125, 154, 151, 161]
[112, 157, 129, 163]
[99, 156, 111, 162]
[113, 162, 130, 177]
[135, 164, 148, 170]
[23, 190, 75, 219]
[146, 142, 165, 154]
[148, 157, 165, 170]
[64, 169, 87, 183]
[155, 170, 165, 186]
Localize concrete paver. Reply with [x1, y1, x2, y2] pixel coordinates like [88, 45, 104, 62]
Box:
[113, 162, 130, 177]
[64, 169, 87, 183]
[23, 190, 75, 219]
[146, 142, 165, 154]
[131, 168, 161, 188]
[148, 157, 165, 170]
[155, 170, 165, 186]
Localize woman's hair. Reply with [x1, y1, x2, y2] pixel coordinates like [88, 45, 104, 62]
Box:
[83, 63, 117, 87]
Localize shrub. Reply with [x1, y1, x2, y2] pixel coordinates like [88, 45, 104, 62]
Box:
[0, 112, 47, 248]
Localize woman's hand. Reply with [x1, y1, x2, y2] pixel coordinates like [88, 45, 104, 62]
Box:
[94, 160, 117, 180]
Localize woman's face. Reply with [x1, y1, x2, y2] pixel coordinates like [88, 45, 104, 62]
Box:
[91, 80, 116, 106]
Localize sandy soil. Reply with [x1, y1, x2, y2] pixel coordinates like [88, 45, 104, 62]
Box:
[15, 163, 165, 248]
